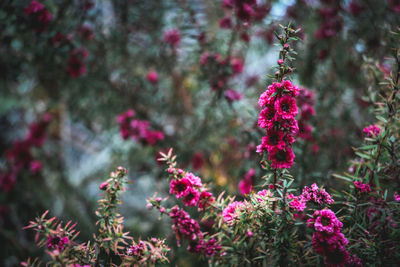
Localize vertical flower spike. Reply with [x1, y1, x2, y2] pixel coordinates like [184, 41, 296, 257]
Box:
[257, 25, 301, 169]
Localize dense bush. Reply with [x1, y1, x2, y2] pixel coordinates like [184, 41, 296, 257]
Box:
[1, 0, 399, 266]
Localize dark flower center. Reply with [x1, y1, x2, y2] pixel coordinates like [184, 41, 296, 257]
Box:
[177, 182, 187, 192]
[321, 216, 331, 226]
[275, 150, 287, 162]
[281, 102, 290, 112]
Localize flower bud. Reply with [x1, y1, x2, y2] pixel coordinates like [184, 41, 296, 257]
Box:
[99, 182, 108, 190]
[278, 59, 284, 65]
[160, 207, 166, 213]
[146, 203, 153, 210]
[156, 197, 162, 202]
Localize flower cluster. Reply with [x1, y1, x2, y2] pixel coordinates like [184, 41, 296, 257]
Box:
[315, 4, 342, 40]
[222, 201, 246, 224]
[257, 80, 299, 169]
[200, 52, 243, 95]
[297, 87, 316, 141]
[163, 28, 181, 48]
[220, 0, 270, 42]
[117, 109, 164, 145]
[46, 235, 69, 251]
[353, 181, 372, 193]
[168, 206, 221, 257]
[0, 114, 51, 192]
[24, 0, 51, 33]
[169, 170, 214, 208]
[67, 48, 89, 78]
[238, 168, 255, 195]
[362, 124, 381, 137]
[288, 183, 334, 212]
[308, 209, 360, 266]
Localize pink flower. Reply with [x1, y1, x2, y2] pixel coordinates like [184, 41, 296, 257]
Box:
[308, 209, 343, 234]
[99, 182, 108, 190]
[275, 95, 298, 119]
[146, 70, 159, 84]
[169, 206, 202, 241]
[353, 181, 372, 193]
[238, 178, 253, 195]
[263, 129, 286, 151]
[46, 235, 69, 251]
[183, 187, 200, 206]
[348, 0, 364, 16]
[222, 201, 245, 224]
[393, 193, 400, 201]
[144, 130, 164, 145]
[164, 28, 181, 47]
[29, 160, 42, 174]
[184, 172, 203, 187]
[169, 178, 191, 198]
[231, 58, 244, 74]
[268, 145, 295, 169]
[198, 191, 214, 209]
[258, 104, 276, 129]
[191, 152, 205, 170]
[219, 17, 232, 29]
[0, 172, 16, 193]
[287, 194, 306, 211]
[300, 183, 334, 205]
[24, 1, 52, 33]
[67, 48, 89, 78]
[224, 89, 243, 102]
[363, 125, 381, 137]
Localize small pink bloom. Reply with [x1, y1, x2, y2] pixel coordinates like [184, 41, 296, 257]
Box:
[164, 28, 181, 47]
[224, 89, 243, 102]
[99, 182, 108, 190]
[30, 160, 42, 174]
[363, 125, 381, 137]
[146, 70, 159, 84]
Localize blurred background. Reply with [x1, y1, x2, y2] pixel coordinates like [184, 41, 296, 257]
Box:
[1, 0, 399, 265]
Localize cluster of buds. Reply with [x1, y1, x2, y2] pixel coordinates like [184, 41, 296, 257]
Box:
[117, 109, 164, 145]
[220, 0, 271, 42]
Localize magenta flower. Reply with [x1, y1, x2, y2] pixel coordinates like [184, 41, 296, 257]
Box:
[219, 17, 232, 29]
[287, 194, 306, 211]
[231, 58, 244, 74]
[394, 193, 400, 201]
[183, 187, 200, 206]
[275, 95, 298, 119]
[164, 28, 181, 47]
[353, 181, 372, 193]
[191, 152, 205, 170]
[184, 172, 203, 187]
[29, 160, 43, 174]
[146, 70, 159, 84]
[46, 235, 69, 251]
[222, 201, 246, 224]
[67, 48, 89, 78]
[308, 209, 343, 234]
[0, 172, 16, 193]
[198, 191, 214, 209]
[268, 145, 295, 169]
[258, 104, 276, 129]
[169, 178, 191, 198]
[363, 125, 381, 137]
[224, 89, 243, 102]
[169, 206, 202, 242]
[24, 1, 52, 33]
